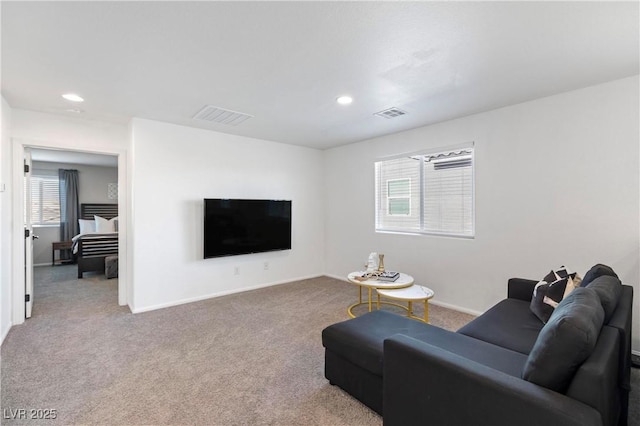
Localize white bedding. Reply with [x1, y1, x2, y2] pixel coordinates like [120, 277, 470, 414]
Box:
[71, 232, 118, 254]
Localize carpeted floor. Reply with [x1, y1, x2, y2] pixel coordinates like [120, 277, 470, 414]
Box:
[1, 266, 473, 425]
[1, 265, 638, 425]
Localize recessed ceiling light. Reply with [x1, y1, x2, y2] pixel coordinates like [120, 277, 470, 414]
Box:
[62, 93, 84, 102]
[336, 96, 353, 105]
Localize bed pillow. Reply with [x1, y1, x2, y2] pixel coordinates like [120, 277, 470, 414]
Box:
[78, 219, 96, 234]
[95, 215, 117, 233]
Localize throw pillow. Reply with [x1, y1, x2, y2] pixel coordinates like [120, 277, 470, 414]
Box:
[522, 287, 604, 393]
[581, 264, 618, 287]
[530, 266, 580, 323]
[95, 215, 117, 233]
[530, 277, 568, 323]
[554, 266, 583, 287]
[586, 275, 622, 323]
[78, 219, 96, 234]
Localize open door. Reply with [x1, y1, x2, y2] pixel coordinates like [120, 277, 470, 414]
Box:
[24, 148, 35, 318]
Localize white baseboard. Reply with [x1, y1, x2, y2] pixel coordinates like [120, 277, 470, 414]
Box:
[34, 263, 52, 267]
[324, 273, 484, 317]
[131, 274, 324, 314]
[325, 273, 348, 282]
[1, 321, 13, 346]
[429, 299, 483, 317]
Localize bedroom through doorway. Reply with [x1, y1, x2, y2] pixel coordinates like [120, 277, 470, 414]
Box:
[25, 148, 119, 320]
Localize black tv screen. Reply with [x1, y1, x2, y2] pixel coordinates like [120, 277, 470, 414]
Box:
[204, 199, 292, 258]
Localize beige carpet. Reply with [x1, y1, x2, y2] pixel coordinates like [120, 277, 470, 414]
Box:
[2, 266, 638, 425]
[1, 266, 474, 425]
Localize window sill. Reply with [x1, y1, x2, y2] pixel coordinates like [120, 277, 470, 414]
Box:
[375, 229, 475, 239]
[33, 224, 61, 228]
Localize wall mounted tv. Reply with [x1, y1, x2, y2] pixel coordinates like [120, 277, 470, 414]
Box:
[204, 199, 292, 259]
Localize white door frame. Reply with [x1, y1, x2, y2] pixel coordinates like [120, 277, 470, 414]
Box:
[24, 148, 34, 318]
[12, 137, 130, 325]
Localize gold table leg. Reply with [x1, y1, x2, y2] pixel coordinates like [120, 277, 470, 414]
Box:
[368, 288, 372, 312]
[424, 300, 429, 323]
[407, 301, 413, 318]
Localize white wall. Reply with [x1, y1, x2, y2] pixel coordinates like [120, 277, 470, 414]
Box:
[324, 76, 640, 351]
[32, 161, 118, 205]
[31, 161, 118, 265]
[11, 110, 129, 149]
[129, 118, 325, 312]
[1, 96, 13, 344]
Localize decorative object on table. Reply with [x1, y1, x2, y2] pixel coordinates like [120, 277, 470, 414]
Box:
[377, 270, 400, 282]
[366, 252, 379, 272]
[378, 253, 385, 272]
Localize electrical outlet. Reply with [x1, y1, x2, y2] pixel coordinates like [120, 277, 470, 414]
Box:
[234, 267, 240, 275]
[263, 261, 269, 271]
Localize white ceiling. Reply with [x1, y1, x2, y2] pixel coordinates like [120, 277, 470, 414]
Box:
[2, 2, 638, 150]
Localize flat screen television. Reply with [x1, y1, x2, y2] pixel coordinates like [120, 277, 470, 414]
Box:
[204, 199, 292, 259]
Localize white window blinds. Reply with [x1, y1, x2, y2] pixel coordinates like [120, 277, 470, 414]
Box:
[375, 145, 474, 237]
[30, 171, 61, 225]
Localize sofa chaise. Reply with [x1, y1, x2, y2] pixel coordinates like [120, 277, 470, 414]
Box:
[321, 265, 633, 426]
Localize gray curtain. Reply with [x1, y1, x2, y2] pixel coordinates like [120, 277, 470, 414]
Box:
[59, 169, 79, 260]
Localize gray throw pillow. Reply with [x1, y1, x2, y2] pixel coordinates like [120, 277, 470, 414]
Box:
[581, 264, 618, 287]
[586, 275, 622, 323]
[522, 287, 604, 393]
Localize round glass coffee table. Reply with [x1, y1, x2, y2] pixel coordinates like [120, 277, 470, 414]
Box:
[376, 285, 435, 323]
[346, 271, 414, 318]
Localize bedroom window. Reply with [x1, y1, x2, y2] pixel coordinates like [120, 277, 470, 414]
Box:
[30, 172, 61, 226]
[375, 144, 474, 238]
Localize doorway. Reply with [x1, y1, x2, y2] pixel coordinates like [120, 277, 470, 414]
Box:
[12, 140, 129, 326]
[25, 148, 119, 319]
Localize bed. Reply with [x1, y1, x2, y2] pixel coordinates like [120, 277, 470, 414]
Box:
[74, 203, 119, 278]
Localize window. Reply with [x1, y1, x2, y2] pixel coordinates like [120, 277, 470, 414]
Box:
[387, 178, 411, 215]
[29, 172, 61, 226]
[375, 145, 474, 237]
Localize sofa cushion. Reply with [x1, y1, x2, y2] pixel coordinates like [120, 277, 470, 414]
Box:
[581, 264, 618, 287]
[322, 310, 528, 377]
[458, 298, 544, 355]
[522, 287, 605, 393]
[586, 275, 622, 323]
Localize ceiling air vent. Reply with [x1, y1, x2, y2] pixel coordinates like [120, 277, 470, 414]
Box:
[193, 105, 253, 126]
[374, 107, 407, 119]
